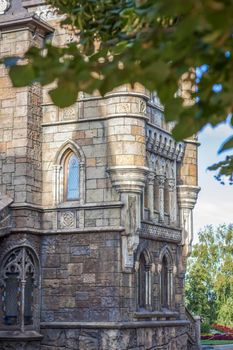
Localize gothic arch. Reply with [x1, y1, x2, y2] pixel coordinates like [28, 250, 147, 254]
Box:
[53, 139, 86, 205]
[135, 243, 152, 267]
[0, 244, 40, 331]
[158, 245, 175, 310]
[54, 139, 85, 166]
[159, 245, 174, 267]
[135, 244, 153, 310]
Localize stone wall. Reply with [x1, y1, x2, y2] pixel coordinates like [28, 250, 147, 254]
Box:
[40, 231, 122, 323]
[40, 323, 189, 350]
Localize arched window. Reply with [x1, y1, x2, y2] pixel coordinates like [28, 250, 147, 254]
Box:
[54, 140, 85, 205]
[64, 152, 80, 201]
[137, 252, 151, 310]
[0, 247, 39, 330]
[159, 249, 174, 310]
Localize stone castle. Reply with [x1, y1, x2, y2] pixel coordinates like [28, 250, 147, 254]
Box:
[0, 1, 200, 349]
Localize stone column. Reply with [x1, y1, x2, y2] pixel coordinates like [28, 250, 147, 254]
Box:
[148, 172, 155, 221]
[167, 178, 176, 225]
[194, 315, 202, 350]
[53, 165, 62, 205]
[156, 175, 166, 223]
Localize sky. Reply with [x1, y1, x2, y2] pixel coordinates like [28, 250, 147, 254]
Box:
[193, 120, 233, 241]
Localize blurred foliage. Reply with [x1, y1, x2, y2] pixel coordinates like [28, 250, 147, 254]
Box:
[185, 224, 233, 327]
[2, 0, 233, 181]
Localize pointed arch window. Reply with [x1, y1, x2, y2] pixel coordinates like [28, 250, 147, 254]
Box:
[137, 252, 151, 310]
[0, 247, 39, 331]
[160, 251, 174, 309]
[64, 153, 80, 201]
[54, 140, 85, 205]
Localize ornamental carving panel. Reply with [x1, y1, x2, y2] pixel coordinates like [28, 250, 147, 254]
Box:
[60, 211, 75, 228]
[58, 210, 79, 229]
[140, 222, 182, 242]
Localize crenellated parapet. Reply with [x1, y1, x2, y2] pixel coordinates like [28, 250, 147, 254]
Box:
[146, 126, 185, 161]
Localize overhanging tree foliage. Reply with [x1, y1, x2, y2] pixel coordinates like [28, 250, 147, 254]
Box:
[2, 0, 233, 182]
[185, 224, 233, 327]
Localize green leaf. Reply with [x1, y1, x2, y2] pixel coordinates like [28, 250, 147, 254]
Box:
[9, 64, 35, 87]
[218, 136, 233, 154]
[49, 81, 78, 108]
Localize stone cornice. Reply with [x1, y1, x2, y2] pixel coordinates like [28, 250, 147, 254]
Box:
[107, 166, 149, 193]
[0, 14, 54, 33]
[10, 227, 125, 235]
[10, 201, 124, 211]
[177, 185, 201, 209]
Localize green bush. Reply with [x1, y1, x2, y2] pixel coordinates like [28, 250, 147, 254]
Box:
[201, 322, 211, 334]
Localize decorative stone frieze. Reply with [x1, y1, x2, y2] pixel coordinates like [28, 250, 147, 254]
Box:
[140, 222, 182, 242]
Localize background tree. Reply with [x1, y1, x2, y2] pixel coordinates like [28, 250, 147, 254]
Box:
[2, 0, 233, 181]
[185, 224, 233, 327]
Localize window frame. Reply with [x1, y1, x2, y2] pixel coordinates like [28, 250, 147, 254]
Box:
[0, 246, 40, 332]
[136, 250, 152, 311]
[159, 248, 174, 310]
[63, 151, 80, 202]
[54, 140, 85, 206]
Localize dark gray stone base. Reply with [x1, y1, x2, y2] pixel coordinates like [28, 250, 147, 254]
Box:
[39, 322, 189, 350]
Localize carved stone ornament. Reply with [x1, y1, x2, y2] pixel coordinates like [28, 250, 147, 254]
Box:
[0, 0, 10, 15]
[35, 5, 62, 21]
[60, 211, 75, 228]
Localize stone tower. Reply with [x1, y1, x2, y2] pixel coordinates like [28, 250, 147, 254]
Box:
[0, 1, 200, 349]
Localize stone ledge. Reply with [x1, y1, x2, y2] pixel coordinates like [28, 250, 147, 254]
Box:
[10, 227, 125, 235]
[41, 112, 149, 127]
[0, 330, 43, 341]
[0, 15, 53, 34]
[11, 201, 124, 211]
[40, 320, 189, 329]
[134, 310, 179, 319]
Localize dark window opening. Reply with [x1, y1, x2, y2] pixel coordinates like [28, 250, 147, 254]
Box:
[4, 273, 19, 326]
[161, 255, 169, 308]
[138, 253, 147, 309]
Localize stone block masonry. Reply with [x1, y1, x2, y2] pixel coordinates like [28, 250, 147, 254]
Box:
[0, 1, 200, 349]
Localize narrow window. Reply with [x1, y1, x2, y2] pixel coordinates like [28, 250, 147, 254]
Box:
[160, 255, 173, 309]
[65, 153, 79, 200]
[161, 255, 169, 308]
[138, 253, 147, 309]
[138, 253, 151, 309]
